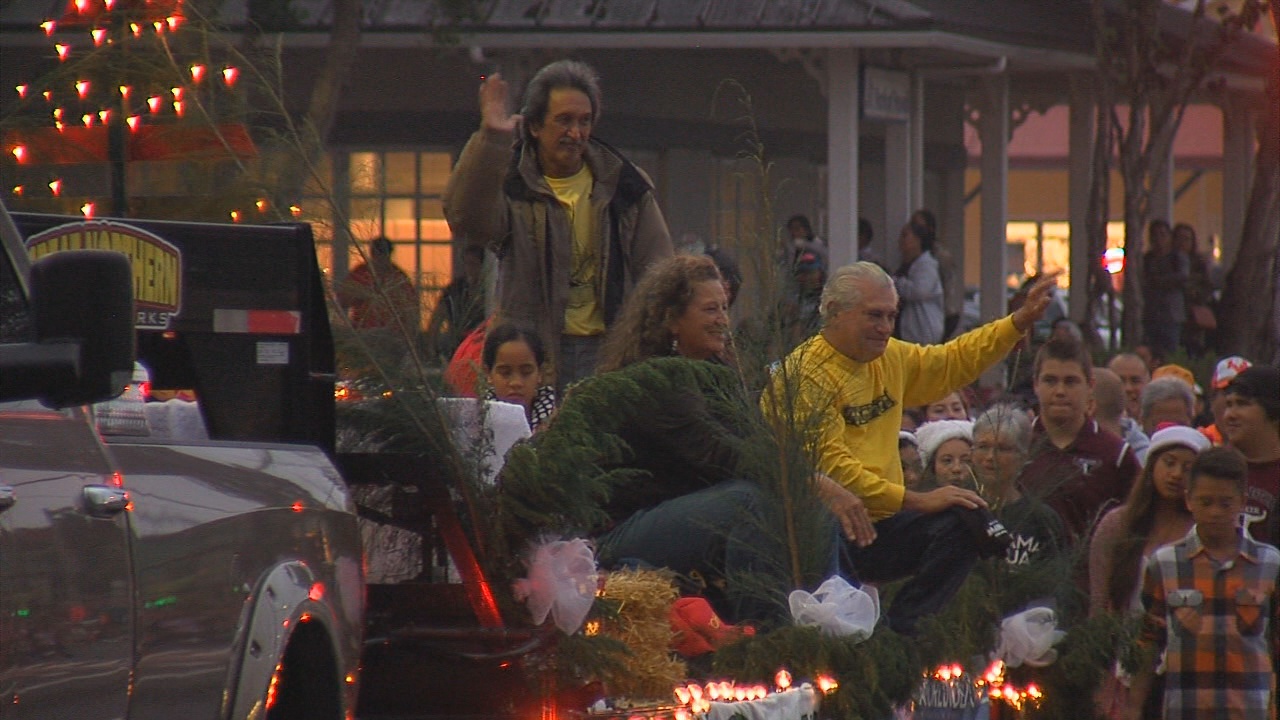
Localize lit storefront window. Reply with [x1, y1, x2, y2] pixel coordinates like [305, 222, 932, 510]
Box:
[302, 149, 456, 328]
[1003, 220, 1126, 290]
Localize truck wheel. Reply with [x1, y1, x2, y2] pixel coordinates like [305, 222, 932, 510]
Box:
[266, 623, 343, 720]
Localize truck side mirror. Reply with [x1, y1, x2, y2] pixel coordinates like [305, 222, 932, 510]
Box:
[30, 249, 136, 407]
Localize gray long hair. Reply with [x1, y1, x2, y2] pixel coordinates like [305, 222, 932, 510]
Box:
[1140, 377, 1195, 424]
[973, 403, 1033, 456]
[521, 59, 602, 141]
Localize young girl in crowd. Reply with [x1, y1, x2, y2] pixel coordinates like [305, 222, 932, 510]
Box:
[1088, 424, 1211, 719]
[482, 323, 557, 431]
[914, 419, 974, 490]
[922, 390, 971, 422]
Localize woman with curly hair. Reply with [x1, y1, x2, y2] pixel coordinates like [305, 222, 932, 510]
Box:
[1088, 424, 1211, 719]
[596, 253, 731, 372]
[576, 255, 768, 620]
[545, 253, 844, 622]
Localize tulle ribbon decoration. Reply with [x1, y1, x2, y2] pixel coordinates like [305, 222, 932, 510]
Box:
[512, 538, 598, 634]
[788, 575, 879, 640]
[995, 606, 1066, 668]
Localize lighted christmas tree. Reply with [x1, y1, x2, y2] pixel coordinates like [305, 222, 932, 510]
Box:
[1, 0, 268, 221]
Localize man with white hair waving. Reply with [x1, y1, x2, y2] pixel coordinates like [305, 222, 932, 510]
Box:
[764, 261, 1057, 635]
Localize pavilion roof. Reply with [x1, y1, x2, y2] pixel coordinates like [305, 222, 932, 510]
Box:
[0, 0, 1271, 76]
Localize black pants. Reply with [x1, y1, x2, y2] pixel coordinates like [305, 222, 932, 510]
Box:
[840, 507, 979, 635]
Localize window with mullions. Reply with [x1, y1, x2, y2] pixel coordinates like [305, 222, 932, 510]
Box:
[348, 151, 455, 326]
[303, 150, 455, 330]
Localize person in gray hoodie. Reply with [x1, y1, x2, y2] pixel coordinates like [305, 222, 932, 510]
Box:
[892, 219, 944, 345]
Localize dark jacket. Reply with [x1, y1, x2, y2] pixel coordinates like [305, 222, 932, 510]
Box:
[1142, 250, 1190, 325]
[601, 360, 753, 523]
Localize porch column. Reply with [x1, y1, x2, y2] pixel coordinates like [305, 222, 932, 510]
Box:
[1221, 93, 1254, 268]
[977, 74, 1009, 387]
[911, 72, 925, 211]
[880, 71, 925, 272]
[827, 48, 860, 267]
[1068, 78, 1094, 324]
[884, 111, 912, 259]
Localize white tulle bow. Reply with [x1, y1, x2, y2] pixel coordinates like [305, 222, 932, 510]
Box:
[512, 538, 598, 634]
[995, 606, 1066, 668]
[788, 575, 879, 640]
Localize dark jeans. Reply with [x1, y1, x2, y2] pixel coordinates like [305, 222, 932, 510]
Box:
[596, 480, 777, 623]
[558, 333, 602, 393]
[840, 507, 979, 635]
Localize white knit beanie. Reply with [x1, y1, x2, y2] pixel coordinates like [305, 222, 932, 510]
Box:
[1142, 424, 1210, 467]
[915, 419, 974, 468]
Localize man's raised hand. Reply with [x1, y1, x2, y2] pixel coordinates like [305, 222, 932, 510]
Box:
[479, 73, 520, 134]
[1011, 272, 1062, 333]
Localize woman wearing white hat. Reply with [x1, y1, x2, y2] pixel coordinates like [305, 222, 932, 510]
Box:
[914, 419, 974, 491]
[1087, 423, 1212, 719]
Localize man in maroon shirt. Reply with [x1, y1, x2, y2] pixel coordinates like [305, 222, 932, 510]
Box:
[1020, 335, 1140, 542]
[1220, 364, 1279, 547]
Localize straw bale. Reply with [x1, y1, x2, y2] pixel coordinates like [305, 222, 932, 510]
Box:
[599, 569, 687, 700]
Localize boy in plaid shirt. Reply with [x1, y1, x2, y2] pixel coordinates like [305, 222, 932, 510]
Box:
[1132, 446, 1279, 720]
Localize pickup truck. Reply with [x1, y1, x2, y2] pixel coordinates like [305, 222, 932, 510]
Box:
[0, 203, 364, 720]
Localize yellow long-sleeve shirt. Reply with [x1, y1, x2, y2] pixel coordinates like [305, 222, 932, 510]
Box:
[763, 316, 1024, 520]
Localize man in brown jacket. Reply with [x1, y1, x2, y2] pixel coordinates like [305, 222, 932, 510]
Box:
[444, 59, 673, 390]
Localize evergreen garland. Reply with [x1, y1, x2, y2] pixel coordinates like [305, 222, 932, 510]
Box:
[709, 525, 1140, 719]
[1024, 611, 1134, 720]
[712, 625, 919, 719]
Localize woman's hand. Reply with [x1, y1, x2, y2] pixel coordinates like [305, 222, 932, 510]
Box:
[815, 473, 877, 547]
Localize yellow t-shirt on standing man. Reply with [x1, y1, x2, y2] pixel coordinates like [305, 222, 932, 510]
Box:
[546, 166, 604, 336]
